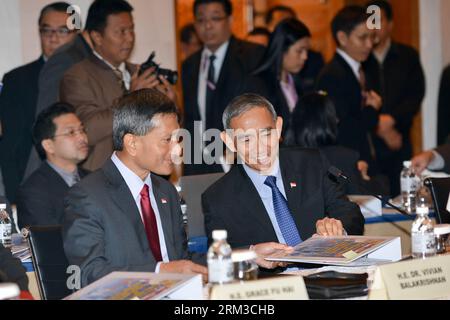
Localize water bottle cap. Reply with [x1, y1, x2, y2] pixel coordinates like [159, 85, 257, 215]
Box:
[0, 204, 6, 210]
[232, 250, 257, 262]
[212, 230, 227, 240]
[403, 161, 412, 168]
[416, 206, 429, 215]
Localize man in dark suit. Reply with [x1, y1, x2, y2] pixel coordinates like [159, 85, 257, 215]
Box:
[0, 2, 77, 203]
[364, 0, 425, 196]
[0, 244, 28, 292]
[316, 6, 382, 176]
[202, 94, 364, 252]
[17, 103, 89, 229]
[63, 89, 207, 287]
[412, 142, 450, 175]
[182, 0, 265, 175]
[60, 0, 175, 172]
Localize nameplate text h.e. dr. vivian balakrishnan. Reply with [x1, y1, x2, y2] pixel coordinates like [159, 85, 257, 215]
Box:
[369, 255, 450, 300]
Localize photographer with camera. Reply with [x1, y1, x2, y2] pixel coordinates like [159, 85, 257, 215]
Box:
[60, 0, 177, 171]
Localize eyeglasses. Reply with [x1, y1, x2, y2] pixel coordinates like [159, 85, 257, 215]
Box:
[53, 127, 87, 139]
[39, 27, 74, 38]
[195, 16, 228, 25]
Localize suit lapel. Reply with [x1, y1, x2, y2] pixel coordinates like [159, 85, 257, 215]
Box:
[234, 166, 279, 238]
[279, 151, 307, 236]
[102, 160, 150, 252]
[151, 175, 176, 259]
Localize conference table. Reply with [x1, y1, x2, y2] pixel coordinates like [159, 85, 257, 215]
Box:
[22, 206, 423, 300]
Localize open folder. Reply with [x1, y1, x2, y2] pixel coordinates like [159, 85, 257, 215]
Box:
[64, 272, 203, 300]
[266, 236, 402, 266]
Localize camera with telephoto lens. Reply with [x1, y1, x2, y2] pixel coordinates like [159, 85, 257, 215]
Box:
[139, 51, 178, 85]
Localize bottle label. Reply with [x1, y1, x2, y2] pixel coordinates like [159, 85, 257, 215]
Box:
[0, 224, 11, 244]
[412, 232, 436, 255]
[401, 178, 418, 192]
[208, 260, 234, 283]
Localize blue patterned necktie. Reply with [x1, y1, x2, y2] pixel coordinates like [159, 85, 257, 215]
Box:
[264, 176, 302, 246]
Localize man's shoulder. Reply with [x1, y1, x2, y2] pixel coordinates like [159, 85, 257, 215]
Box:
[64, 57, 102, 77]
[281, 147, 323, 163]
[3, 58, 43, 82]
[202, 166, 241, 200]
[19, 163, 62, 192]
[392, 42, 420, 58]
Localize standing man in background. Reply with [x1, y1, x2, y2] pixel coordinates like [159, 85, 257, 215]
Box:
[364, 0, 425, 196]
[0, 2, 77, 203]
[182, 0, 265, 175]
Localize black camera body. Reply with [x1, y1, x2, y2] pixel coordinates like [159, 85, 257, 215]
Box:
[139, 51, 178, 85]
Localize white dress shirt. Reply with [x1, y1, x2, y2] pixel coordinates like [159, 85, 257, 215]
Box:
[242, 158, 289, 244]
[111, 153, 169, 271]
[337, 48, 362, 82]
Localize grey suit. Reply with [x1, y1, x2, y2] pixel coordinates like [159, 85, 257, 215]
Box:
[63, 159, 188, 287]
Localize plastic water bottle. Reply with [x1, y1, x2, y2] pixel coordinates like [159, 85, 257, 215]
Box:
[411, 196, 436, 259]
[0, 204, 12, 247]
[400, 161, 419, 213]
[207, 230, 233, 285]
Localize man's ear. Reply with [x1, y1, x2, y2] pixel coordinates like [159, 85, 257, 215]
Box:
[220, 131, 236, 153]
[89, 30, 102, 48]
[41, 139, 54, 155]
[123, 133, 137, 157]
[336, 31, 348, 48]
[276, 116, 283, 139]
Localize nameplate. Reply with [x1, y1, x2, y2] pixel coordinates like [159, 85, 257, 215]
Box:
[210, 276, 308, 300]
[369, 255, 450, 300]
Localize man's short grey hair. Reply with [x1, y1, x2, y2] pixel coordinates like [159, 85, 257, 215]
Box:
[113, 89, 179, 151]
[222, 93, 278, 129]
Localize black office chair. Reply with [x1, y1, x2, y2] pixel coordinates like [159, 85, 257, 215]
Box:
[424, 177, 450, 224]
[27, 225, 73, 300]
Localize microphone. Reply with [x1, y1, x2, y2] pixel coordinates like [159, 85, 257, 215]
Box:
[327, 166, 411, 217]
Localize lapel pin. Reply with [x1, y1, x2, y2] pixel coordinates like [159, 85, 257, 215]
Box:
[161, 198, 168, 204]
[290, 182, 297, 189]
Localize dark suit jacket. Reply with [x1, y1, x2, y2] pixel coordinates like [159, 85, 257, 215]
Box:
[0, 57, 45, 203]
[297, 50, 325, 94]
[182, 37, 265, 175]
[436, 143, 450, 173]
[0, 244, 28, 291]
[16, 162, 89, 230]
[24, 35, 93, 180]
[60, 55, 137, 171]
[63, 159, 188, 287]
[202, 148, 364, 248]
[364, 42, 425, 160]
[316, 54, 379, 169]
[438, 65, 450, 145]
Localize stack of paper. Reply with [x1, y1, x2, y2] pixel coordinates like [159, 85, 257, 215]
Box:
[11, 244, 31, 263]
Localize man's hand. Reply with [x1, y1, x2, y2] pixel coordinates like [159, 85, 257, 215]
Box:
[251, 242, 293, 269]
[377, 114, 396, 135]
[383, 129, 403, 151]
[159, 260, 208, 282]
[411, 150, 435, 175]
[130, 66, 160, 92]
[315, 218, 345, 236]
[155, 75, 178, 103]
[357, 160, 370, 181]
[365, 90, 382, 111]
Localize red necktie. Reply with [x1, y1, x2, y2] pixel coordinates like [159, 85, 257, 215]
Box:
[140, 184, 162, 262]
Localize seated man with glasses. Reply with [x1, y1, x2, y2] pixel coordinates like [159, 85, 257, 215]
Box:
[0, 2, 77, 204]
[16, 103, 90, 229]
